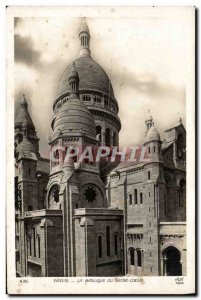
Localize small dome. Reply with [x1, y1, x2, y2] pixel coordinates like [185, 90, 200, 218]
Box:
[144, 126, 160, 144]
[17, 138, 37, 154]
[53, 97, 96, 138]
[55, 57, 114, 100]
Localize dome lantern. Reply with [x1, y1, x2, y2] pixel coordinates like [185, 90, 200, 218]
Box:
[145, 109, 154, 131]
[79, 19, 91, 57]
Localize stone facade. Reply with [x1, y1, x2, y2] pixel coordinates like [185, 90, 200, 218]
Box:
[14, 20, 186, 277]
[108, 115, 186, 276]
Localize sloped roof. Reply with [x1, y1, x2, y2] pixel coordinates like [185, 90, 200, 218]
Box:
[37, 158, 50, 174]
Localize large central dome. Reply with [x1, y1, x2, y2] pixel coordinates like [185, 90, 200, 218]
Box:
[56, 56, 114, 100]
[52, 19, 121, 147]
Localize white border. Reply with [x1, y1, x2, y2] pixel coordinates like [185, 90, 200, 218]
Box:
[5, 4, 196, 296]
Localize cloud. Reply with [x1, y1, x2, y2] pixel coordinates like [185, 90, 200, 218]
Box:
[129, 72, 185, 100]
[14, 34, 42, 67]
[111, 65, 185, 103]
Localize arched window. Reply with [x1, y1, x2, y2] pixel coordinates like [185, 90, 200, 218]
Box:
[37, 236, 40, 258]
[148, 171, 151, 180]
[50, 185, 60, 204]
[104, 98, 108, 106]
[106, 226, 110, 256]
[54, 149, 59, 166]
[137, 249, 142, 267]
[129, 194, 132, 205]
[98, 235, 102, 258]
[163, 246, 182, 276]
[140, 192, 143, 204]
[130, 248, 135, 266]
[148, 147, 150, 154]
[96, 125, 102, 142]
[105, 128, 111, 147]
[114, 234, 118, 255]
[134, 189, 138, 204]
[33, 227, 36, 257]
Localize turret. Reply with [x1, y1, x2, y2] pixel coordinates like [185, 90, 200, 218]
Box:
[143, 111, 162, 162]
[15, 94, 40, 155]
[68, 63, 79, 98]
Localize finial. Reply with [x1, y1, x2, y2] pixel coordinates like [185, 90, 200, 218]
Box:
[21, 93, 28, 106]
[146, 109, 152, 121]
[177, 113, 182, 124]
[79, 18, 89, 34]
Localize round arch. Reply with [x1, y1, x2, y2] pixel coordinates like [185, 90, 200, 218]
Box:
[162, 246, 182, 276]
[48, 184, 60, 208]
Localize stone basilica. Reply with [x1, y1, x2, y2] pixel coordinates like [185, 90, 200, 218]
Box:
[15, 21, 186, 277]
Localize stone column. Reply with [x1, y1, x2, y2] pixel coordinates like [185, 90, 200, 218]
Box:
[91, 94, 94, 105]
[134, 248, 137, 275]
[141, 250, 144, 275]
[58, 138, 63, 167]
[127, 248, 131, 275]
[101, 131, 105, 146]
[110, 130, 113, 147]
[163, 257, 167, 276]
[160, 257, 163, 276]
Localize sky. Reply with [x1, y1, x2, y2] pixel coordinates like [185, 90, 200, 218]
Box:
[14, 8, 192, 158]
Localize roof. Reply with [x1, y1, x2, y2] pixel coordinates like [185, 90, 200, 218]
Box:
[55, 56, 114, 100]
[17, 150, 38, 161]
[105, 146, 149, 174]
[144, 126, 160, 144]
[162, 141, 174, 151]
[15, 100, 35, 129]
[165, 122, 186, 132]
[17, 138, 37, 154]
[37, 158, 50, 174]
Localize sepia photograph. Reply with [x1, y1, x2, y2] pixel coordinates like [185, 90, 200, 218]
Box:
[6, 5, 195, 294]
